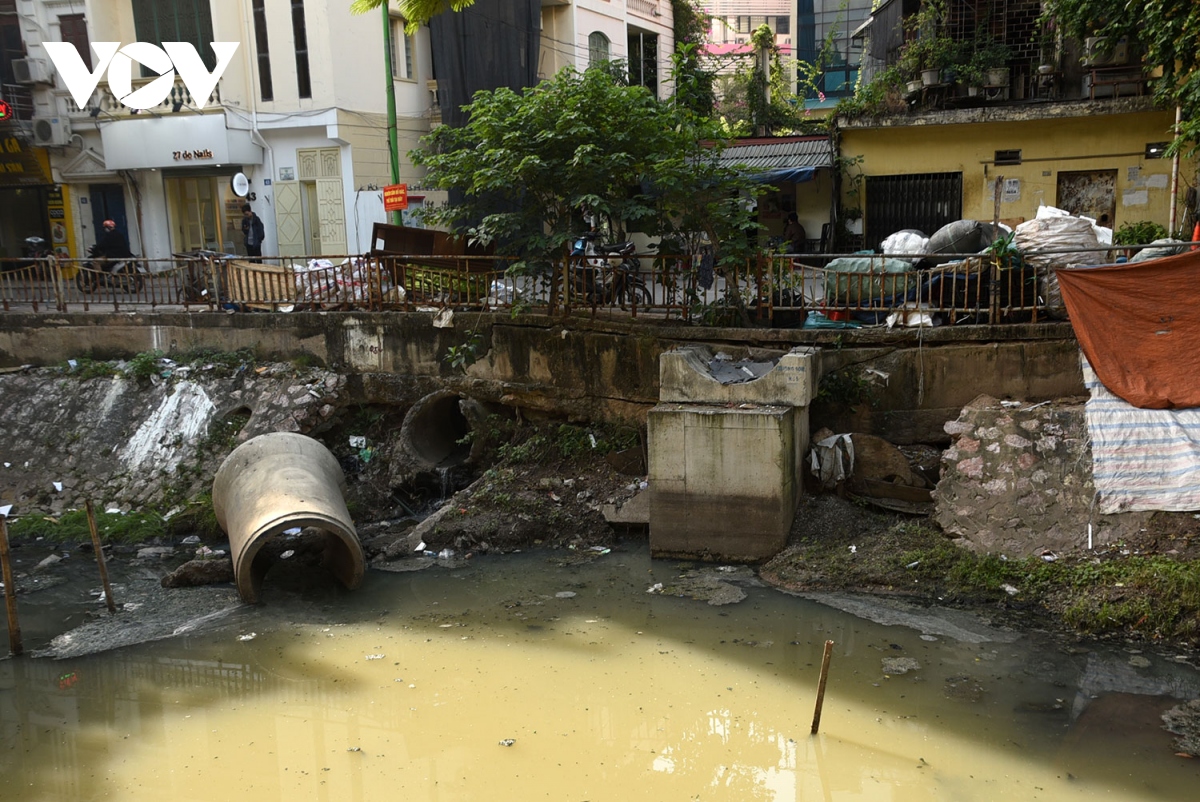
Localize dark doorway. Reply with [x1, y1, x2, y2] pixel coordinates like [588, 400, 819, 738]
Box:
[865, 172, 963, 251]
[89, 184, 128, 241]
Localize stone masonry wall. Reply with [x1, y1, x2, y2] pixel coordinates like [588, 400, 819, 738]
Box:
[0, 365, 350, 515]
[934, 395, 1148, 556]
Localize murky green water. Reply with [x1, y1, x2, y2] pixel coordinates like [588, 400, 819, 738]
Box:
[2, 543, 1199, 801]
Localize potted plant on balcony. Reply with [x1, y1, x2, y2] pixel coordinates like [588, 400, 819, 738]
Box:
[1035, 18, 1058, 73]
[973, 39, 1012, 87]
[900, 0, 956, 87]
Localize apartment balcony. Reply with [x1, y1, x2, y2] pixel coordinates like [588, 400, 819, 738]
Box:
[57, 75, 223, 121]
[628, 0, 666, 20]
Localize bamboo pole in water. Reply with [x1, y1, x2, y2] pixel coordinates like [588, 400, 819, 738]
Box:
[85, 500, 117, 613]
[0, 516, 22, 655]
[811, 639, 835, 734]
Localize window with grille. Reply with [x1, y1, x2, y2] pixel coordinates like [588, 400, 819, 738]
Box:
[131, 0, 215, 74]
[291, 0, 311, 99]
[251, 0, 272, 100]
[588, 32, 610, 65]
[390, 18, 414, 80]
[59, 14, 90, 70]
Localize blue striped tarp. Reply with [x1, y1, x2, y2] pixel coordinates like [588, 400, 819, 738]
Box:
[1084, 356, 1200, 513]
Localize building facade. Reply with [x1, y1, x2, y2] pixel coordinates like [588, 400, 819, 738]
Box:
[840, 0, 1197, 249]
[12, 0, 438, 262]
[539, 0, 674, 95]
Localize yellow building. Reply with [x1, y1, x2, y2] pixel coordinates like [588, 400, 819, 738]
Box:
[839, 99, 1191, 249]
[839, 0, 1198, 250]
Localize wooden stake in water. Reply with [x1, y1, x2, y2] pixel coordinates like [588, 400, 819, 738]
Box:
[811, 639, 835, 735]
[0, 516, 22, 656]
[85, 500, 117, 613]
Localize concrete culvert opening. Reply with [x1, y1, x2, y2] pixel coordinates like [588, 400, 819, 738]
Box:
[399, 391, 473, 469]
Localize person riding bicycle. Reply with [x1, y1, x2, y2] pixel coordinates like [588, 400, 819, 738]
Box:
[93, 220, 134, 272]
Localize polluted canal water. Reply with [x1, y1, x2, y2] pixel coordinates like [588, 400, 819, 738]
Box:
[2, 541, 1200, 801]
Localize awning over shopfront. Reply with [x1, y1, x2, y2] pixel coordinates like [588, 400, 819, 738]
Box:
[99, 114, 262, 171]
[717, 135, 833, 184]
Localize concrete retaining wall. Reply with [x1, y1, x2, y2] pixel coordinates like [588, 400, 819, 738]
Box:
[0, 312, 1081, 443]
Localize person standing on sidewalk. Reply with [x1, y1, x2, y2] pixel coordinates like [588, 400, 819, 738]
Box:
[241, 204, 265, 262]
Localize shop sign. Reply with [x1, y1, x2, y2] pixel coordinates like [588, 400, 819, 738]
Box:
[383, 183, 409, 211]
[0, 133, 53, 186]
[173, 149, 215, 161]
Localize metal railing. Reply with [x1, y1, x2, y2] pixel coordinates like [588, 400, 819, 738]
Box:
[0, 243, 1189, 324]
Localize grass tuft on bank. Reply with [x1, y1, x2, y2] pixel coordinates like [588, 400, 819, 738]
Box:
[6, 509, 167, 544]
[762, 519, 1200, 644]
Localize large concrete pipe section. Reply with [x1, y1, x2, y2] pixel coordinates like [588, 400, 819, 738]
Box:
[213, 432, 364, 604]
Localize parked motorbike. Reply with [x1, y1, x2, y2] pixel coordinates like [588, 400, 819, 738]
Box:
[3, 236, 53, 272]
[569, 232, 652, 309]
[76, 245, 144, 293]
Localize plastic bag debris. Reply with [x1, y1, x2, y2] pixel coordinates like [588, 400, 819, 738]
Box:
[809, 433, 855, 489]
[432, 308, 454, 328]
[349, 435, 367, 449]
[880, 229, 929, 264]
[237, 633, 257, 641]
[364, 654, 385, 660]
[489, 278, 522, 305]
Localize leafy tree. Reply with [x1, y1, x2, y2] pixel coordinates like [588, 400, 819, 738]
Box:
[671, 0, 716, 116]
[1047, 0, 1200, 154]
[349, 0, 474, 31]
[410, 63, 764, 269]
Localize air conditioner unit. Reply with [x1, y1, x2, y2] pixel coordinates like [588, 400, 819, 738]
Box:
[1083, 36, 1129, 67]
[32, 115, 72, 147]
[13, 58, 52, 85]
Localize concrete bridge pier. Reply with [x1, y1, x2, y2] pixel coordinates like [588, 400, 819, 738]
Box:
[647, 346, 817, 561]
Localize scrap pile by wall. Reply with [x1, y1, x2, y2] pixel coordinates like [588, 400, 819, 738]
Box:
[934, 394, 1148, 556]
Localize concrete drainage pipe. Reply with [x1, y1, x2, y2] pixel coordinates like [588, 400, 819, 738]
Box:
[398, 390, 474, 469]
[213, 432, 364, 604]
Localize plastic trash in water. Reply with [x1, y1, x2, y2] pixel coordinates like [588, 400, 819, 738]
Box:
[364, 654, 385, 660]
[237, 633, 257, 641]
[438, 548, 455, 560]
[280, 550, 295, 560]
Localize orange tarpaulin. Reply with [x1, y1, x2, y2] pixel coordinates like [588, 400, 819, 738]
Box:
[1055, 251, 1200, 409]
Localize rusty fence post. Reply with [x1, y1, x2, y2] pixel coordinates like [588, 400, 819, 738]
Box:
[811, 639, 835, 735]
[84, 500, 117, 613]
[0, 516, 22, 656]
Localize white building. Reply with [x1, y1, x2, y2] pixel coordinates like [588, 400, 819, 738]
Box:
[539, 0, 674, 95]
[11, 0, 675, 262]
[15, 0, 437, 262]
